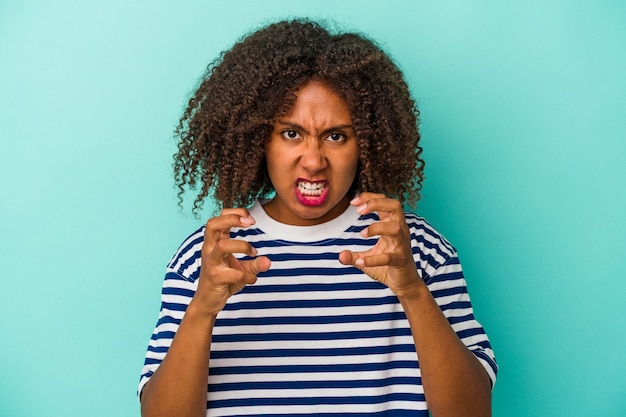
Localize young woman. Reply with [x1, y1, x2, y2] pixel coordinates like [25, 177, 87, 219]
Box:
[139, 19, 497, 417]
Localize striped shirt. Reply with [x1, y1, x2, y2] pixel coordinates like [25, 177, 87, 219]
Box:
[139, 201, 497, 416]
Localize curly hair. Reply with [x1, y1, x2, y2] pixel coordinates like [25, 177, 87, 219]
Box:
[174, 19, 424, 213]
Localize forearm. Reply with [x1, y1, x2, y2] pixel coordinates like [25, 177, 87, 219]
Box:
[399, 284, 492, 417]
[140, 301, 216, 417]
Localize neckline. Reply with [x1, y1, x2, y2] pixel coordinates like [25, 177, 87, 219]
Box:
[248, 199, 361, 243]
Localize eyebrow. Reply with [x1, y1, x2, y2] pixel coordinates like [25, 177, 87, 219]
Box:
[276, 121, 354, 137]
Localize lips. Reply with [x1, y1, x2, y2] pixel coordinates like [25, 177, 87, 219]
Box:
[295, 179, 329, 206]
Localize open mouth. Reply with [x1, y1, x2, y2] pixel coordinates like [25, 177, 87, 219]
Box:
[298, 180, 325, 196]
[296, 179, 329, 206]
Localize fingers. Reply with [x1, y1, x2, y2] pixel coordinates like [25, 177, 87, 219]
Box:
[225, 255, 271, 281]
[339, 250, 371, 267]
[209, 255, 270, 289]
[246, 255, 271, 276]
[200, 207, 269, 284]
[345, 194, 416, 285]
[338, 250, 356, 266]
[351, 193, 404, 221]
[202, 209, 271, 277]
[204, 208, 256, 245]
[194, 208, 270, 315]
[210, 239, 259, 262]
[212, 266, 259, 285]
[202, 207, 261, 269]
[351, 193, 409, 240]
[339, 250, 402, 268]
[360, 221, 404, 239]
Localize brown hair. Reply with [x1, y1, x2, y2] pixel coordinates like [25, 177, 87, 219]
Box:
[174, 19, 424, 213]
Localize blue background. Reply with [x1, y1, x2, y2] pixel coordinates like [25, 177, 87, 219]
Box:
[1, 1, 625, 416]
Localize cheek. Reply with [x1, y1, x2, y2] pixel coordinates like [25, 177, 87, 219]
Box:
[264, 146, 293, 186]
[347, 153, 361, 186]
[338, 155, 360, 187]
[264, 144, 281, 173]
[347, 149, 360, 175]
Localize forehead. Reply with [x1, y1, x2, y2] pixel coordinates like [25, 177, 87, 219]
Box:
[280, 80, 352, 121]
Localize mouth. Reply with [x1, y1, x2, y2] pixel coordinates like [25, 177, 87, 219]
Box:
[295, 179, 329, 206]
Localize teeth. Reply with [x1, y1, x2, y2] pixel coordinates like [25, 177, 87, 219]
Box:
[298, 181, 325, 196]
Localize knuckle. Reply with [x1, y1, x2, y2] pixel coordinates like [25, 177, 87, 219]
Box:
[205, 217, 218, 230]
[390, 223, 403, 234]
[214, 239, 230, 252]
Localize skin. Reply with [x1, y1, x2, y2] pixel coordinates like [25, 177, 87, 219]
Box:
[263, 80, 359, 226]
[141, 81, 491, 417]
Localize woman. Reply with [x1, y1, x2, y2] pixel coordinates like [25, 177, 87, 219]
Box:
[139, 19, 497, 417]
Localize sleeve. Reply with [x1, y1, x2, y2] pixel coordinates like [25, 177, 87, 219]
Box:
[137, 270, 198, 399]
[138, 227, 206, 399]
[425, 256, 498, 388]
[137, 271, 197, 398]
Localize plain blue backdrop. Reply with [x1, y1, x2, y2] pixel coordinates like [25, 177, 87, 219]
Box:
[1, 1, 625, 416]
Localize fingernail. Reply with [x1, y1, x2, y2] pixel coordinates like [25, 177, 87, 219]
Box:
[356, 203, 367, 214]
[240, 216, 252, 226]
[355, 258, 364, 267]
[250, 247, 258, 256]
[350, 196, 359, 204]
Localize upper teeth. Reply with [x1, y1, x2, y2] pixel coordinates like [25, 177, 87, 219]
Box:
[298, 181, 324, 195]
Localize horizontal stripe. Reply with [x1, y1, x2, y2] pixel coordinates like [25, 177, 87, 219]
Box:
[209, 360, 420, 376]
[160, 301, 190, 312]
[216, 303, 405, 318]
[151, 314, 181, 326]
[211, 335, 416, 353]
[209, 368, 422, 385]
[248, 237, 379, 249]
[161, 286, 195, 298]
[230, 290, 393, 305]
[207, 376, 422, 392]
[217, 411, 426, 417]
[212, 318, 409, 336]
[212, 327, 412, 343]
[210, 353, 420, 370]
[222, 295, 400, 311]
[207, 392, 425, 408]
[210, 348, 416, 363]
[214, 311, 407, 326]
[208, 384, 423, 401]
[255, 266, 366, 277]
[207, 403, 427, 417]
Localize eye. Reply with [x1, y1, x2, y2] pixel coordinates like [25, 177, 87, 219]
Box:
[281, 129, 301, 140]
[325, 132, 346, 143]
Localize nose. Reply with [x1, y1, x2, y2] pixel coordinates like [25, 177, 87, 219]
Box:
[299, 139, 327, 172]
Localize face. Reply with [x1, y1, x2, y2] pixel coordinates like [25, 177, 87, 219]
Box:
[263, 80, 360, 226]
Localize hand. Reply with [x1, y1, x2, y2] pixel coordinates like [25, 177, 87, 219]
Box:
[192, 208, 271, 316]
[338, 193, 424, 297]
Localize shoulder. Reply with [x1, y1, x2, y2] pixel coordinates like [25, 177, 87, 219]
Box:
[404, 211, 458, 278]
[165, 225, 205, 282]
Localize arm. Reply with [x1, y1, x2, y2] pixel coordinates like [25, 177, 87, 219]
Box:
[397, 278, 493, 417]
[339, 193, 492, 417]
[140, 209, 270, 417]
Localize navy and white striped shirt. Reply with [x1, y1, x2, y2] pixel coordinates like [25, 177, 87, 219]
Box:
[139, 201, 497, 416]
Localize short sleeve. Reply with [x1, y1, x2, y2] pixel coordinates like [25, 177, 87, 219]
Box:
[137, 270, 198, 398]
[426, 256, 498, 387]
